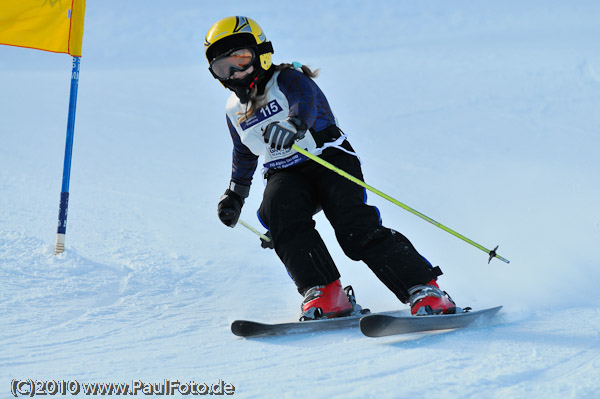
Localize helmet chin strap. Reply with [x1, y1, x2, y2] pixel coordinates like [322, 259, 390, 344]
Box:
[249, 76, 259, 90]
[224, 75, 258, 104]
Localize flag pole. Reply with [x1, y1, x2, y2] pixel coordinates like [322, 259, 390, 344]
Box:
[55, 56, 81, 255]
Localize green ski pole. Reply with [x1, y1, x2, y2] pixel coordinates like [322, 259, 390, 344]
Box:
[238, 218, 271, 243]
[292, 144, 509, 264]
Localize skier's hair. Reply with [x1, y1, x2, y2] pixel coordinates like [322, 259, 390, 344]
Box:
[276, 63, 319, 78]
[237, 63, 319, 123]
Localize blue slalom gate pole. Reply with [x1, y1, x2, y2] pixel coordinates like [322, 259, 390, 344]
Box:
[55, 56, 81, 255]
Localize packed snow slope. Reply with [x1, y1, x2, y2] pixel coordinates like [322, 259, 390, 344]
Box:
[2, 1, 600, 398]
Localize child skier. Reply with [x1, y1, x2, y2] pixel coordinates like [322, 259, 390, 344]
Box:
[205, 16, 457, 320]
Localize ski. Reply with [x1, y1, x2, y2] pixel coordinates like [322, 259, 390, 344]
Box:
[231, 310, 409, 338]
[359, 306, 503, 338]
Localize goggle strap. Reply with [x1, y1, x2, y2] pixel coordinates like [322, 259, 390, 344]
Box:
[255, 41, 274, 56]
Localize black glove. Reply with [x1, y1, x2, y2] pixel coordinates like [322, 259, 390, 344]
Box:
[262, 117, 307, 150]
[260, 231, 274, 249]
[217, 189, 244, 227]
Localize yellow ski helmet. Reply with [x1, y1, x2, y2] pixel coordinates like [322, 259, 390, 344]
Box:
[204, 16, 273, 73]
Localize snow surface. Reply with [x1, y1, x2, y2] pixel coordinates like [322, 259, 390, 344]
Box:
[2, 1, 600, 398]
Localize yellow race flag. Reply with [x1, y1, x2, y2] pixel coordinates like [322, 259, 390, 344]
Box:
[0, 0, 86, 56]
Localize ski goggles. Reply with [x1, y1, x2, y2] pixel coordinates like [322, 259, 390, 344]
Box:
[209, 47, 255, 80]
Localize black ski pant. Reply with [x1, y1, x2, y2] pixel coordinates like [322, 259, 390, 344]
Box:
[258, 143, 439, 303]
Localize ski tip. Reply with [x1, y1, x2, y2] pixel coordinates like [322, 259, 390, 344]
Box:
[359, 315, 395, 338]
[231, 320, 261, 337]
[230, 320, 245, 337]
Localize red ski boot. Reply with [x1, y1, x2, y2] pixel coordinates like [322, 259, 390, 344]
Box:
[300, 280, 355, 320]
[409, 280, 457, 316]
